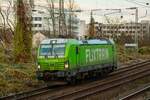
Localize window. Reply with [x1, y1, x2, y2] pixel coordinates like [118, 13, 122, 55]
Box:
[39, 17, 42, 21]
[34, 24, 37, 27]
[32, 24, 42, 27]
[34, 17, 42, 21]
[40, 44, 65, 57]
[35, 17, 38, 21]
[38, 24, 42, 27]
[143, 26, 146, 28]
[40, 45, 52, 56]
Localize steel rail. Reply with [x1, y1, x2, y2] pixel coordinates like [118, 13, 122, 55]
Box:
[0, 86, 48, 100]
[49, 61, 150, 100]
[119, 83, 150, 100]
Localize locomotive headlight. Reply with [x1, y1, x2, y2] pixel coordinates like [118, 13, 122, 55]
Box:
[38, 65, 41, 69]
[65, 62, 69, 69]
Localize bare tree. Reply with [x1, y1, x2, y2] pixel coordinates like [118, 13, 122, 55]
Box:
[58, 0, 67, 37]
[47, 0, 67, 37]
[47, 0, 56, 37]
[88, 11, 96, 38]
[68, 0, 74, 37]
[4, 0, 15, 35]
[67, 0, 79, 38]
[0, 0, 15, 49]
[0, 7, 6, 48]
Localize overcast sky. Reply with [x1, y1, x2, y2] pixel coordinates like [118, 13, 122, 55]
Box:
[44, 0, 150, 23]
[76, 0, 136, 9]
[74, 0, 150, 23]
[1, 0, 150, 23]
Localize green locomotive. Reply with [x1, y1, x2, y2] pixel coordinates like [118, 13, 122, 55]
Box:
[36, 38, 117, 82]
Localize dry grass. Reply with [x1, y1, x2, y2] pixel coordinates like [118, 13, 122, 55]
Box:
[117, 45, 150, 63]
[0, 63, 43, 97]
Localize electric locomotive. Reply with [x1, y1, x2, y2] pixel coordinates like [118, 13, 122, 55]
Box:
[36, 38, 117, 83]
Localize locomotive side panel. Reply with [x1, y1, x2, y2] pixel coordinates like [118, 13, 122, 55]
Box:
[77, 45, 114, 68]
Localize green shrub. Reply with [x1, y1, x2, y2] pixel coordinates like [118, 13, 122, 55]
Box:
[139, 47, 150, 55]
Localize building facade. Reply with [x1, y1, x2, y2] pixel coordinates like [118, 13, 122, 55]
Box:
[31, 6, 50, 33]
[0, 0, 80, 37]
[93, 21, 150, 43]
[31, 5, 80, 37]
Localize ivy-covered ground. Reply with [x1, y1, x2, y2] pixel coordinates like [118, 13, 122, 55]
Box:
[0, 46, 149, 97]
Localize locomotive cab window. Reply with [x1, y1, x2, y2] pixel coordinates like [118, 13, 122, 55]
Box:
[40, 44, 65, 58]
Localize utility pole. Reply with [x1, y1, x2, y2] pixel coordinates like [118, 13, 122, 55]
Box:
[126, 7, 139, 57]
[68, 7, 72, 37]
[59, 0, 62, 36]
[68, 0, 72, 37]
[88, 11, 96, 38]
[50, 0, 56, 37]
[135, 7, 139, 56]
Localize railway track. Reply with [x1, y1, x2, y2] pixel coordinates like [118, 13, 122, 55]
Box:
[0, 84, 68, 100]
[49, 60, 150, 100]
[0, 60, 150, 100]
[0, 86, 48, 100]
[119, 83, 150, 100]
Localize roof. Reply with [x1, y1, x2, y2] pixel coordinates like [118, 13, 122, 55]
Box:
[79, 39, 112, 45]
[40, 38, 114, 45]
[40, 38, 68, 44]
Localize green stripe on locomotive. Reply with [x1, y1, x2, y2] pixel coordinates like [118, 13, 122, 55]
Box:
[37, 38, 117, 79]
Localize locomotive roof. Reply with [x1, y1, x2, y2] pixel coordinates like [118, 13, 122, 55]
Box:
[40, 38, 114, 45]
[79, 39, 113, 44]
[41, 38, 68, 44]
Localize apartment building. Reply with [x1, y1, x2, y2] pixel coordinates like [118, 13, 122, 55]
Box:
[94, 21, 150, 41]
[31, 5, 80, 37]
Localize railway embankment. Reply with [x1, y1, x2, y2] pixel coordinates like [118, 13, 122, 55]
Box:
[0, 45, 149, 98]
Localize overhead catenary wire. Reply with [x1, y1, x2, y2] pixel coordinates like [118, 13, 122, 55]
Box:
[125, 0, 150, 8]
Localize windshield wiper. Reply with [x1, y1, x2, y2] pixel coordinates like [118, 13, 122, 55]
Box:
[44, 47, 52, 58]
[53, 49, 58, 58]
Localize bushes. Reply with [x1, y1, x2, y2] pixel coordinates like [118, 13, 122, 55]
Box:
[0, 63, 42, 96]
[139, 47, 150, 55]
[117, 45, 150, 63]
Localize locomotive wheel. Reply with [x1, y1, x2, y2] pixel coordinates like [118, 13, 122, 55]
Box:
[66, 76, 76, 85]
